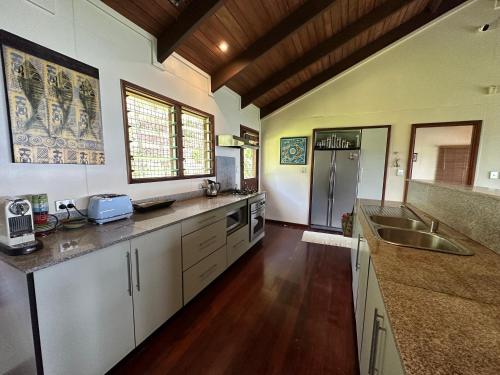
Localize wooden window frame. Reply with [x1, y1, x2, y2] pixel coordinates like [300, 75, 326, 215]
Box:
[121, 80, 215, 184]
[403, 120, 482, 201]
[240, 125, 259, 191]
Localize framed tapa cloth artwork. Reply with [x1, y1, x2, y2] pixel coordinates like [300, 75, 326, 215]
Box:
[0, 30, 105, 164]
[280, 137, 308, 165]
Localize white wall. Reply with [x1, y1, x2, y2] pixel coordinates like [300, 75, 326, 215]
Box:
[412, 125, 473, 180]
[261, 0, 500, 224]
[0, 0, 260, 212]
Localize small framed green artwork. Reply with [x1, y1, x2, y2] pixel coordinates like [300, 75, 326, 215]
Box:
[280, 137, 308, 165]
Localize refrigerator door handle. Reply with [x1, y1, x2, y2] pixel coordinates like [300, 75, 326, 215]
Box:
[327, 151, 336, 227]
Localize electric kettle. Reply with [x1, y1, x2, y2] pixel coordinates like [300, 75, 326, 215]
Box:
[205, 179, 221, 197]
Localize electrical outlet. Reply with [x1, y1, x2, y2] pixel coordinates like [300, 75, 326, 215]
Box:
[396, 168, 405, 176]
[55, 199, 75, 211]
[495, 0, 500, 10]
[489, 171, 499, 179]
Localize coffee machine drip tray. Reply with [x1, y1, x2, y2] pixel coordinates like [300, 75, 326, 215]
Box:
[0, 239, 43, 256]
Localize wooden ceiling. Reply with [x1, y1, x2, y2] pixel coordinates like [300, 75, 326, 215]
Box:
[103, 0, 467, 118]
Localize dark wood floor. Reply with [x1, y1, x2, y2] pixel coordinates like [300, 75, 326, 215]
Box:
[109, 223, 358, 375]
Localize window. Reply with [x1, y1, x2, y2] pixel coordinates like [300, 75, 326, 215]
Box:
[122, 81, 214, 183]
[181, 110, 214, 176]
[240, 126, 259, 191]
[243, 148, 257, 179]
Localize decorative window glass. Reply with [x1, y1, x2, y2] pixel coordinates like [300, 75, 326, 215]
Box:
[240, 126, 259, 191]
[181, 110, 214, 176]
[122, 81, 215, 183]
[243, 148, 257, 179]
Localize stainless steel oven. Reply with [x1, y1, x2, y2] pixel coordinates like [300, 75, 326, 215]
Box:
[250, 196, 265, 242]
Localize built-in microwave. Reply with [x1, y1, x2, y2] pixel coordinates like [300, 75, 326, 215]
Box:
[226, 204, 248, 234]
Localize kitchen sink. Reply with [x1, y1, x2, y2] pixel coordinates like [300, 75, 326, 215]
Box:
[369, 215, 428, 231]
[376, 227, 474, 256]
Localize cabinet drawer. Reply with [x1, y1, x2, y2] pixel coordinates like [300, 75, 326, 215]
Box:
[227, 224, 249, 266]
[182, 219, 226, 271]
[181, 208, 226, 235]
[183, 246, 227, 304]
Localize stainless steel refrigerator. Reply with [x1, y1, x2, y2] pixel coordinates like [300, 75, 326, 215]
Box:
[311, 150, 360, 230]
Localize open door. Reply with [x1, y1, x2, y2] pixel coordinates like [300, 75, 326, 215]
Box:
[404, 121, 482, 200]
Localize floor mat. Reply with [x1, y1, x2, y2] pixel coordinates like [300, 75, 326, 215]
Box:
[301, 230, 353, 248]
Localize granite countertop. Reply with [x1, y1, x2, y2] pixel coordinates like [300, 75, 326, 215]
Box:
[410, 179, 500, 200]
[358, 200, 500, 375]
[0, 193, 262, 274]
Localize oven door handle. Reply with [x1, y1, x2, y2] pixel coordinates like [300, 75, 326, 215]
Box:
[226, 209, 240, 217]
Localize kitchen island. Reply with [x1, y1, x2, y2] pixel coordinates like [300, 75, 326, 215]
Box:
[354, 199, 500, 375]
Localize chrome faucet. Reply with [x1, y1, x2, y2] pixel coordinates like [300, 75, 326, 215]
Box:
[401, 204, 439, 233]
[430, 219, 440, 233]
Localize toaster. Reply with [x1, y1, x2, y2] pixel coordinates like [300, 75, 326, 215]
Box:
[87, 194, 133, 224]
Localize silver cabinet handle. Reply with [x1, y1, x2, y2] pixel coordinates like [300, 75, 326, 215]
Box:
[368, 309, 386, 375]
[135, 248, 141, 292]
[199, 235, 217, 248]
[355, 234, 361, 271]
[357, 237, 366, 270]
[199, 215, 216, 224]
[126, 251, 132, 296]
[233, 239, 246, 248]
[199, 264, 218, 281]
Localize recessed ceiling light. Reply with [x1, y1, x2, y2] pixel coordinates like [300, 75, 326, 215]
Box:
[218, 41, 229, 52]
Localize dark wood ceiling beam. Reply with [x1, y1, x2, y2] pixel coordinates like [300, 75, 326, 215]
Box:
[157, 0, 224, 62]
[428, 0, 445, 13]
[210, 0, 337, 92]
[241, 0, 415, 109]
[260, 0, 468, 119]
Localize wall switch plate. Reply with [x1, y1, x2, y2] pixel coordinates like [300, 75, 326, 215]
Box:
[396, 168, 405, 176]
[489, 171, 499, 179]
[55, 199, 75, 211]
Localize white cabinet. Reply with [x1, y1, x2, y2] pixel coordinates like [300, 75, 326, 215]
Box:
[34, 242, 136, 375]
[34, 225, 184, 375]
[351, 215, 371, 356]
[182, 219, 226, 270]
[181, 208, 226, 235]
[355, 234, 370, 357]
[359, 261, 404, 375]
[358, 127, 389, 200]
[130, 224, 183, 345]
[183, 245, 227, 304]
[227, 224, 250, 266]
[351, 217, 361, 307]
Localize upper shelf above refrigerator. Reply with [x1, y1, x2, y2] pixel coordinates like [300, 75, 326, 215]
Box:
[314, 129, 361, 150]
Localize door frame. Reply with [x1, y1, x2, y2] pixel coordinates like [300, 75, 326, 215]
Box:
[403, 120, 482, 201]
[240, 125, 259, 191]
[308, 125, 392, 226]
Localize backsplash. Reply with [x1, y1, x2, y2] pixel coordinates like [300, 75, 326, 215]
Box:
[216, 156, 236, 191]
[407, 180, 500, 255]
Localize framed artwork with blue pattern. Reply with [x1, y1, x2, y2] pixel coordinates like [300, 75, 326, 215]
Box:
[280, 137, 308, 165]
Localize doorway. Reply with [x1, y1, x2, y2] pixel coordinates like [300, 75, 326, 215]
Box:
[240, 125, 259, 191]
[404, 121, 482, 199]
